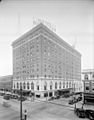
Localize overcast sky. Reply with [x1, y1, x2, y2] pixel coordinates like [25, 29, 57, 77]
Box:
[0, 0, 94, 76]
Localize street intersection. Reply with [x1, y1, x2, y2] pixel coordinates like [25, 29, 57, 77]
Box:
[0, 96, 91, 120]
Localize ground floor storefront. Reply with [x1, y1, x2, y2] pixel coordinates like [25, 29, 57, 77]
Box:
[13, 88, 73, 98]
[83, 93, 94, 104]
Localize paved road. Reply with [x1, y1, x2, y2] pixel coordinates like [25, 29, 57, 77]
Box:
[0, 96, 90, 120]
[0, 104, 20, 120]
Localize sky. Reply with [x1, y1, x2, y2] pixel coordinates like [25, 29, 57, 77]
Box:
[0, 0, 94, 76]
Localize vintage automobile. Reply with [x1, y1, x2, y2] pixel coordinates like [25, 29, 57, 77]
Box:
[48, 96, 55, 101]
[77, 96, 82, 101]
[68, 100, 75, 105]
[85, 109, 94, 120]
[18, 96, 27, 102]
[74, 108, 86, 118]
[3, 94, 11, 100]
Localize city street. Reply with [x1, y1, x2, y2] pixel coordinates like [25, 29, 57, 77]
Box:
[0, 103, 20, 120]
[0, 96, 90, 120]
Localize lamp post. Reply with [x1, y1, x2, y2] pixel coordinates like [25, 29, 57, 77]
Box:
[20, 85, 22, 120]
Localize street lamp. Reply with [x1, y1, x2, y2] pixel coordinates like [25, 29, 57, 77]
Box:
[20, 85, 23, 120]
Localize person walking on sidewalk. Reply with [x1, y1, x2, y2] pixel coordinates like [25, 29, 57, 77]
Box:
[24, 109, 27, 120]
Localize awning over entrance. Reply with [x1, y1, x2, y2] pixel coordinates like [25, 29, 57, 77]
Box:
[13, 89, 31, 95]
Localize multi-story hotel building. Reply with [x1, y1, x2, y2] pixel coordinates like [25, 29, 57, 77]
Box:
[12, 23, 82, 98]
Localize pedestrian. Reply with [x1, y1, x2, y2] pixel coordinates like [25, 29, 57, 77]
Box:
[24, 109, 27, 120]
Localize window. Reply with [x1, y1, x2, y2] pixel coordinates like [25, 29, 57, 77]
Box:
[37, 75, 39, 78]
[14, 84, 15, 89]
[66, 82, 68, 88]
[44, 85, 47, 90]
[55, 82, 57, 89]
[27, 82, 29, 89]
[31, 82, 34, 90]
[44, 74, 46, 78]
[20, 82, 22, 88]
[44, 82, 47, 90]
[84, 74, 88, 80]
[63, 82, 65, 88]
[86, 86, 89, 90]
[69, 82, 71, 88]
[59, 82, 61, 89]
[23, 82, 26, 89]
[92, 74, 94, 78]
[37, 85, 39, 90]
[50, 85, 52, 90]
[17, 82, 19, 89]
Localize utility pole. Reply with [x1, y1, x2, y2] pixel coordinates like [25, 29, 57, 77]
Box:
[20, 85, 22, 120]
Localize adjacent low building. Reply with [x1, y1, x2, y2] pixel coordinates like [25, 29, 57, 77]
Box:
[0, 75, 13, 92]
[12, 23, 82, 98]
[82, 69, 94, 104]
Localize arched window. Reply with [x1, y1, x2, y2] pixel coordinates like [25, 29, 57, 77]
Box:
[92, 74, 94, 78]
[31, 82, 34, 90]
[27, 82, 29, 89]
[50, 82, 53, 90]
[20, 82, 22, 88]
[55, 82, 57, 89]
[59, 82, 61, 89]
[23, 82, 26, 89]
[36, 82, 39, 90]
[84, 74, 88, 80]
[69, 82, 71, 88]
[66, 82, 68, 88]
[44, 82, 47, 90]
[63, 82, 65, 88]
[14, 84, 15, 89]
[17, 82, 19, 89]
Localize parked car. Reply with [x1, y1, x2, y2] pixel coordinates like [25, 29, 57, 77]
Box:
[73, 98, 78, 103]
[0, 92, 5, 96]
[18, 96, 27, 102]
[74, 108, 86, 118]
[68, 100, 74, 105]
[48, 96, 55, 101]
[55, 95, 60, 99]
[85, 109, 94, 120]
[11, 94, 19, 99]
[3, 94, 11, 100]
[64, 94, 70, 98]
[77, 96, 82, 101]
